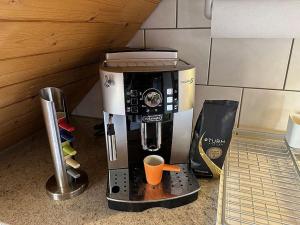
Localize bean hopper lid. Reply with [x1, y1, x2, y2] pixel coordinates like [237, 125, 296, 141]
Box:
[104, 48, 179, 67]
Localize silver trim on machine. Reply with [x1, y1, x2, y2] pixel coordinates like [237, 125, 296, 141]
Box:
[103, 112, 128, 169]
[106, 114, 117, 161]
[100, 70, 125, 115]
[170, 109, 194, 164]
[178, 68, 195, 111]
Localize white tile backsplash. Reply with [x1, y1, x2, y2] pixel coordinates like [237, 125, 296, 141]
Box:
[193, 85, 242, 126]
[126, 30, 144, 48]
[285, 39, 300, 91]
[210, 39, 292, 89]
[177, 0, 210, 28]
[142, 0, 176, 29]
[146, 29, 211, 84]
[240, 89, 300, 131]
[74, 1, 300, 132]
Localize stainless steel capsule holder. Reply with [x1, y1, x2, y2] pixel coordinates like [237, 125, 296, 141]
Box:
[40, 87, 88, 200]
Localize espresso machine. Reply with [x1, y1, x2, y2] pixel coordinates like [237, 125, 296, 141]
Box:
[99, 48, 200, 211]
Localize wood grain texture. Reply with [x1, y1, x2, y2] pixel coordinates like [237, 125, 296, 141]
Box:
[0, 117, 42, 151]
[0, 47, 104, 88]
[0, 22, 140, 60]
[0, 97, 39, 125]
[0, 0, 159, 23]
[0, 75, 98, 150]
[0, 0, 159, 150]
[0, 66, 99, 124]
[0, 63, 99, 108]
[0, 64, 99, 134]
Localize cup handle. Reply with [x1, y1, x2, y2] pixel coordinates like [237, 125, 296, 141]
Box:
[163, 164, 180, 172]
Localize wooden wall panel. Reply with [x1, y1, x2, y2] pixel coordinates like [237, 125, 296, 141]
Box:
[0, 0, 160, 150]
[0, 64, 99, 123]
[0, 75, 98, 150]
[0, 97, 39, 125]
[0, 22, 140, 60]
[0, 0, 158, 23]
[0, 47, 104, 88]
[0, 74, 98, 137]
[0, 107, 41, 138]
[0, 63, 99, 108]
[0, 118, 43, 151]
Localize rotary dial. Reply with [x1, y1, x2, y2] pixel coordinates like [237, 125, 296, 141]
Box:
[144, 91, 162, 108]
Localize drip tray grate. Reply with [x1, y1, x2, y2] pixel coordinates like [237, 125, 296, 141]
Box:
[107, 164, 200, 202]
[218, 130, 300, 225]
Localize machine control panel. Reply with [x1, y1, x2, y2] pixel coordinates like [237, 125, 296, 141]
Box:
[124, 72, 179, 116]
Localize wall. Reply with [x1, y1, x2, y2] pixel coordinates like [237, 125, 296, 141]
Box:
[129, 0, 300, 132]
[74, 0, 300, 132]
[0, 0, 159, 150]
[73, 81, 103, 118]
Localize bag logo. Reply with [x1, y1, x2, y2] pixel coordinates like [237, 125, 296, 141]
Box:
[206, 147, 223, 160]
[204, 137, 226, 146]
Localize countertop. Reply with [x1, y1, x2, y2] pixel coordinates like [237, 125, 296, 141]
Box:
[0, 117, 219, 225]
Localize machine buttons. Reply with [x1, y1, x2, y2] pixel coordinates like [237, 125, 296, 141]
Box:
[126, 107, 131, 113]
[167, 97, 173, 103]
[174, 105, 178, 110]
[131, 98, 138, 105]
[131, 90, 138, 97]
[167, 88, 173, 95]
[131, 106, 138, 113]
[167, 105, 173, 111]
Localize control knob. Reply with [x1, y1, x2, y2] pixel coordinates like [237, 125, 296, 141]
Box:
[144, 90, 162, 108]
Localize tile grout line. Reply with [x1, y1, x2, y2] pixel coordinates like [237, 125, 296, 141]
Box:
[237, 88, 244, 128]
[175, 0, 178, 28]
[207, 38, 213, 85]
[143, 27, 211, 30]
[283, 38, 295, 90]
[195, 83, 300, 93]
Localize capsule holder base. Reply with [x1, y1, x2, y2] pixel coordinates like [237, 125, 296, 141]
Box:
[46, 170, 88, 201]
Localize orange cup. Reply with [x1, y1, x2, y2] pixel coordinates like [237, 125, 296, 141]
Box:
[143, 155, 180, 185]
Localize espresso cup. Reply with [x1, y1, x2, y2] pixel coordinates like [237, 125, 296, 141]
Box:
[143, 155, 180, 185]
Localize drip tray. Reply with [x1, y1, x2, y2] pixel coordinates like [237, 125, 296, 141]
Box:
[107, 164, 200, 211]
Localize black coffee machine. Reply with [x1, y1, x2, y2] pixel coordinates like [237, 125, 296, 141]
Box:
[99, 48, 200, 211]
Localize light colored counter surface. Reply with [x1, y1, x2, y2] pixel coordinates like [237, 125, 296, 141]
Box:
[0, 117, 219, 225]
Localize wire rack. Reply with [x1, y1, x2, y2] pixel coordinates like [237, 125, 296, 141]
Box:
[217, 130, 300, 225]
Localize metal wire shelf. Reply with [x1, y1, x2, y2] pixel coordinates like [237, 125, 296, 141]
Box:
[217, 130, 300, 225]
